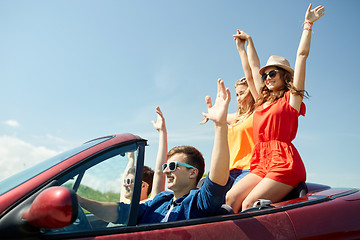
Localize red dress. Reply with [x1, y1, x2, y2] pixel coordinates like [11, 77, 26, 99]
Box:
[251, 91, 306, 187]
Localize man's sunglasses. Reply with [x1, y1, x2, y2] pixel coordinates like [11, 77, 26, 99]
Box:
[124, 178, 134, 185]
[162, 162, 196, 172]
[261, 70, 278, 81]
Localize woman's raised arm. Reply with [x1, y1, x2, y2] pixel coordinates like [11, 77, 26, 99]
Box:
[290, 4, 325, 112]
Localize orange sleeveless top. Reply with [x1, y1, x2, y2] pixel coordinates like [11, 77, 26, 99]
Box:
[228, 115, 254, 171]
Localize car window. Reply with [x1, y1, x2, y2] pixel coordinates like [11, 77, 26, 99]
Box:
[0, 136, 112, 196]
[42, 143, 141, 235]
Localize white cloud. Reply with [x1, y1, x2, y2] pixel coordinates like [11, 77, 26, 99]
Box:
[44, 134, 67, 143]
[3, 120, 20, 128]
[0, 135, 124, 192]
[81, 173, 122, 193]
[0, 135, 60, 181]
[32, 134, 71, 152]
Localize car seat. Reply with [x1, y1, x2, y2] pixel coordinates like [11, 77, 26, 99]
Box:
[282, 181, 308, 201]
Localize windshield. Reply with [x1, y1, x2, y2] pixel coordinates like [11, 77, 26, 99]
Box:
[0, 136, 113, 195]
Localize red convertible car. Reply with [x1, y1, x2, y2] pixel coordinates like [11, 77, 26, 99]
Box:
[0, 133, 359, 239]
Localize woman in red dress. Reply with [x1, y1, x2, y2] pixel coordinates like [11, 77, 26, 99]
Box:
[226, 4, 325, 213]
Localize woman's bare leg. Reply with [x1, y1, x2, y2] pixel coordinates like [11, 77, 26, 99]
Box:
[241, 178, 294, 210]
[226, 173, 262, 213]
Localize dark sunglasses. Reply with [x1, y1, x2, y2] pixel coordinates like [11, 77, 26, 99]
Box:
[261, 70, 278, 81]
[124, 178, 134, 185]
[162, 161, 195, 172]
[239, 77, 246, 83]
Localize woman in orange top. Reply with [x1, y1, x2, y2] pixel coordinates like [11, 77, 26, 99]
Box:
[227, 78, 255, 184]
[226, 4, 325, 213]
[202, 30, 260, 184]
[226, 29, 263, 185]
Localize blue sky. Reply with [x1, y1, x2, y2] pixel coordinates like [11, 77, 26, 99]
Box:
[0, 1, 359, 188]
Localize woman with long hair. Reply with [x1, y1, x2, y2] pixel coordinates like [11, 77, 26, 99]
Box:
[226, 4, 325, 212]
[226, 30, 262, 183]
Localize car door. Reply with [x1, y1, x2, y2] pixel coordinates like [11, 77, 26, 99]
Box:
[41, 142, 145, 238]
[0, 135, 147, 240]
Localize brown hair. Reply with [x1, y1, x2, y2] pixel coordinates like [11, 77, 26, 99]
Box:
[167, 146, 205, 184]
[142, 166, 154, 196]
[255, 67, 308, 108]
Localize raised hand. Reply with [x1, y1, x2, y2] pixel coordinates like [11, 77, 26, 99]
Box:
[150, 105, 167, 199]
[305, 4, 325, 23]
[233, 30, 250, 41]
[201, 79, 230, 125]
[233, 30, 246, 50]
[126, 152, 135, 161]
[152, 106, 166, 132]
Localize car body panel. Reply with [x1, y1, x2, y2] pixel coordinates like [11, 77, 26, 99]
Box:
[287, 191, 360, 239]
[65, 212, 296, 240]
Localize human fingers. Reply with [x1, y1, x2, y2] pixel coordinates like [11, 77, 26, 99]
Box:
[314, 5, 324, 11]
[126, 152, 134, 158]
[239, 30, 249, 38]
[238, 29, 247, 35]
[217, 79, 227, 100]
[200, 115, 209, 125]
[225, 88, 231, 105]
[205, 95, 213, 109]
[233, 33, 247, 40]
[200, 95, 213, 125]
[307, 3, 312, 14]
[311, 5, 325, 21]
[315, 6, 325, 17]
[216, 79, 222, 98]
[156, 106, 164, 119]
[152, 119, 161, 131]
[155, 106, 161, 116]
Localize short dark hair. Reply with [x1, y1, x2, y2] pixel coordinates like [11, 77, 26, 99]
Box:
[127, 166, 154, 196]
[167, 146, 205, 184]
[142, 166, 154, 196]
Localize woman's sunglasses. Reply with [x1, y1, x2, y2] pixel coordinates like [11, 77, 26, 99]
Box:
[162, 162, 196, 172]
[261, 70, 278, 81]
[239, 77, 247, 83]
[124, 178, 134, 185]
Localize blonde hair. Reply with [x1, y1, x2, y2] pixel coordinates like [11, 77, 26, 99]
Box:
[234, 78, 255, 124]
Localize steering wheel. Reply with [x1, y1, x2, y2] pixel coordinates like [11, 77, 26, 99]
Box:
[72, 204, 92, 229]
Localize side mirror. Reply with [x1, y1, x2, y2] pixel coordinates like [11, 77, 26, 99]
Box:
[22, 186, 78, 229]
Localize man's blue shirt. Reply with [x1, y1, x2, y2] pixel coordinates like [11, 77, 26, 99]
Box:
[116, 176, 232, 224]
